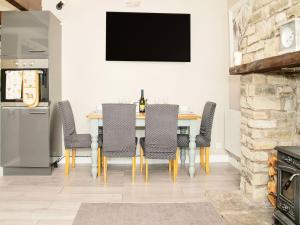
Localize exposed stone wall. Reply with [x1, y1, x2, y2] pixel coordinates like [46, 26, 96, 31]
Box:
[237, 0, 300, 200]
[241, 0, 300, 64]
[240, 74, 297, 200]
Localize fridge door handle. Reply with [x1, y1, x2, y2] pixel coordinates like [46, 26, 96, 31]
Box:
[28, 50, 46, 53]
[29, 111, 47, 115]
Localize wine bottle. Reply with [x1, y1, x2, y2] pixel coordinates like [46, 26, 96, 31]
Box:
[139, 89, 146, 113]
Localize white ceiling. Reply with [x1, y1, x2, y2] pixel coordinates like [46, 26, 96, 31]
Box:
[0, 0, 18, 11]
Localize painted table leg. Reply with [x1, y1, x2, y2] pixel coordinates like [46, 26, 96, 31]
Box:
[188, 120, 198, 177]
[90, 120, 99, 179]
[179, 127, 188, 166]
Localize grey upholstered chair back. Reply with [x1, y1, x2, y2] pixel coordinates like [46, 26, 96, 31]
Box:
[199, 102, 216, 142]
[145, 104, 179, 153]
[58, 101, 77, 139]
[102, 104, 136, 155]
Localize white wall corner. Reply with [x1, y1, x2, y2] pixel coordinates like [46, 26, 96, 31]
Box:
[228, 152, 241, 170]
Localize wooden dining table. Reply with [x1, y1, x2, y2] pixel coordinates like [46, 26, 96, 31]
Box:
[87, 112, 201, 179]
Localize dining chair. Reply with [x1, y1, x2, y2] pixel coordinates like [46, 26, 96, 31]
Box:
[58, 100, 100, 176]
[177, 101, 216, 174]
[102, 104, 137, 184]
[140, 104, 179, 183]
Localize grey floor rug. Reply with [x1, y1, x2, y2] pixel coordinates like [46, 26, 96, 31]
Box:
[72, 202, 225, 225]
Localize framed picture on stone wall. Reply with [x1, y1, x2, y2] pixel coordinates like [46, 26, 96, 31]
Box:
[228, 0, 252, 66]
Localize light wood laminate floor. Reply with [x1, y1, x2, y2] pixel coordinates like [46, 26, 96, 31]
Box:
[0, 163, 273, 225]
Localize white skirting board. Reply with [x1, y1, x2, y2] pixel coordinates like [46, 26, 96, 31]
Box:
[0, 155, 229, 177]
[58, 154, 229, 165]
[225, 109, 241, 158]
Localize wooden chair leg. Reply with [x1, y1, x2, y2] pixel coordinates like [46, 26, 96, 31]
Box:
[169, 160, 172, 173]
[145, 159, 149, 183]
[65, 149, 70, 176]
[173, 159, 176, 183]
[102, 155, 104, 169]
[103, 156, 108, 183]
[140, 147, 144, 173]
[176, 148, 179, 177]
[132, 156, 136, 184]
[200, 147, 205, 169]
[205, 147, 210, 174]
[97, 147, 101, 177]
[72, 149, 76, 168]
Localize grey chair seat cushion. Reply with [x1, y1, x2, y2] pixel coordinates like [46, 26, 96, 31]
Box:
[196, 135, 210, 147]
[103, 137, 138, 157]
[65, 134, 92, 149]
[140, 137, 176, 160]
[177, 134, 189, 148]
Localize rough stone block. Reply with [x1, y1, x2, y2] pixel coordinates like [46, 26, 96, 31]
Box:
[267, 75, 288, 85]
[247, 34, 258, 46]
[270, 0, 289, 15]
[249, 129, 265, 139]
[241, 145, 269, 162]
[275, 11, 287, 24]
[240, 38, 248, 49]
[277, 140, 294, 146]
[249, 10, 263, 24]
[264, 38, 279, 58]
[250, 185, 268, 201]
[247, 137, 277, 150]
[253, 0, 274, 11]
[248, 128, 294, 140]
[247, 41, 264, 53]
[277, 86, 294, 95]
[252, 111, 269, 120]
[241, 116, 249, 125]
[248, 119, 277, 129]
[248, 85, 277, 96]
[242, 53, 254, 64]
[245, 25, 256, 36]
[240, 96, 249, 108]
[250, 171, 269, 186]
[240, 85, 248, 96]
[282, 96, 296, 111]
[241, 123, 248, 134]
[269, 110, 287, 119]
[240, 109, 269, 120]
[244, 159, 269, 173]
[242, 166, 266, 185]
[256, 17, 275, 40]
[241, 134, 247, 145]
[286, 3, 300, 18]
[241, 74, 266, 85]
[254, 50, 265, 61]
[247, 97, 281, 110]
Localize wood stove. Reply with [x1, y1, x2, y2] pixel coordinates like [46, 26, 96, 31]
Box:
[274, 147, 300, 225]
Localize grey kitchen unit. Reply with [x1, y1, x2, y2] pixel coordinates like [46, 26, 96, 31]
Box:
[0, 11, 62, 175]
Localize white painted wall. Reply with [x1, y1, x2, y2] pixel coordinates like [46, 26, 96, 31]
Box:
[42, 0, 230, 158]
[225, 0, 242, 164]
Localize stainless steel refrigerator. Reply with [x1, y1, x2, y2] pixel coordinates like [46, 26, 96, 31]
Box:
[0, 11, 62, 175]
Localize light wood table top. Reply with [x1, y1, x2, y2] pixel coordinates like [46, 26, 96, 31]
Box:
[87, 113, 201, 120]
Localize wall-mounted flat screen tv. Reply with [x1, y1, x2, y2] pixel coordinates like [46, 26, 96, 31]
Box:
[106, 12, 191, 62]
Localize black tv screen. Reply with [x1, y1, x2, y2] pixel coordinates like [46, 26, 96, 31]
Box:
[106, 12, 191, 62]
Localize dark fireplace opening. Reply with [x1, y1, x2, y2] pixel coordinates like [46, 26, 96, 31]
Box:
[274, 147, 300, 225]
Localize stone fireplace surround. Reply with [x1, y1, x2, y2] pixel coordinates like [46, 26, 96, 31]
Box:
[239, 73, 300, 200]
